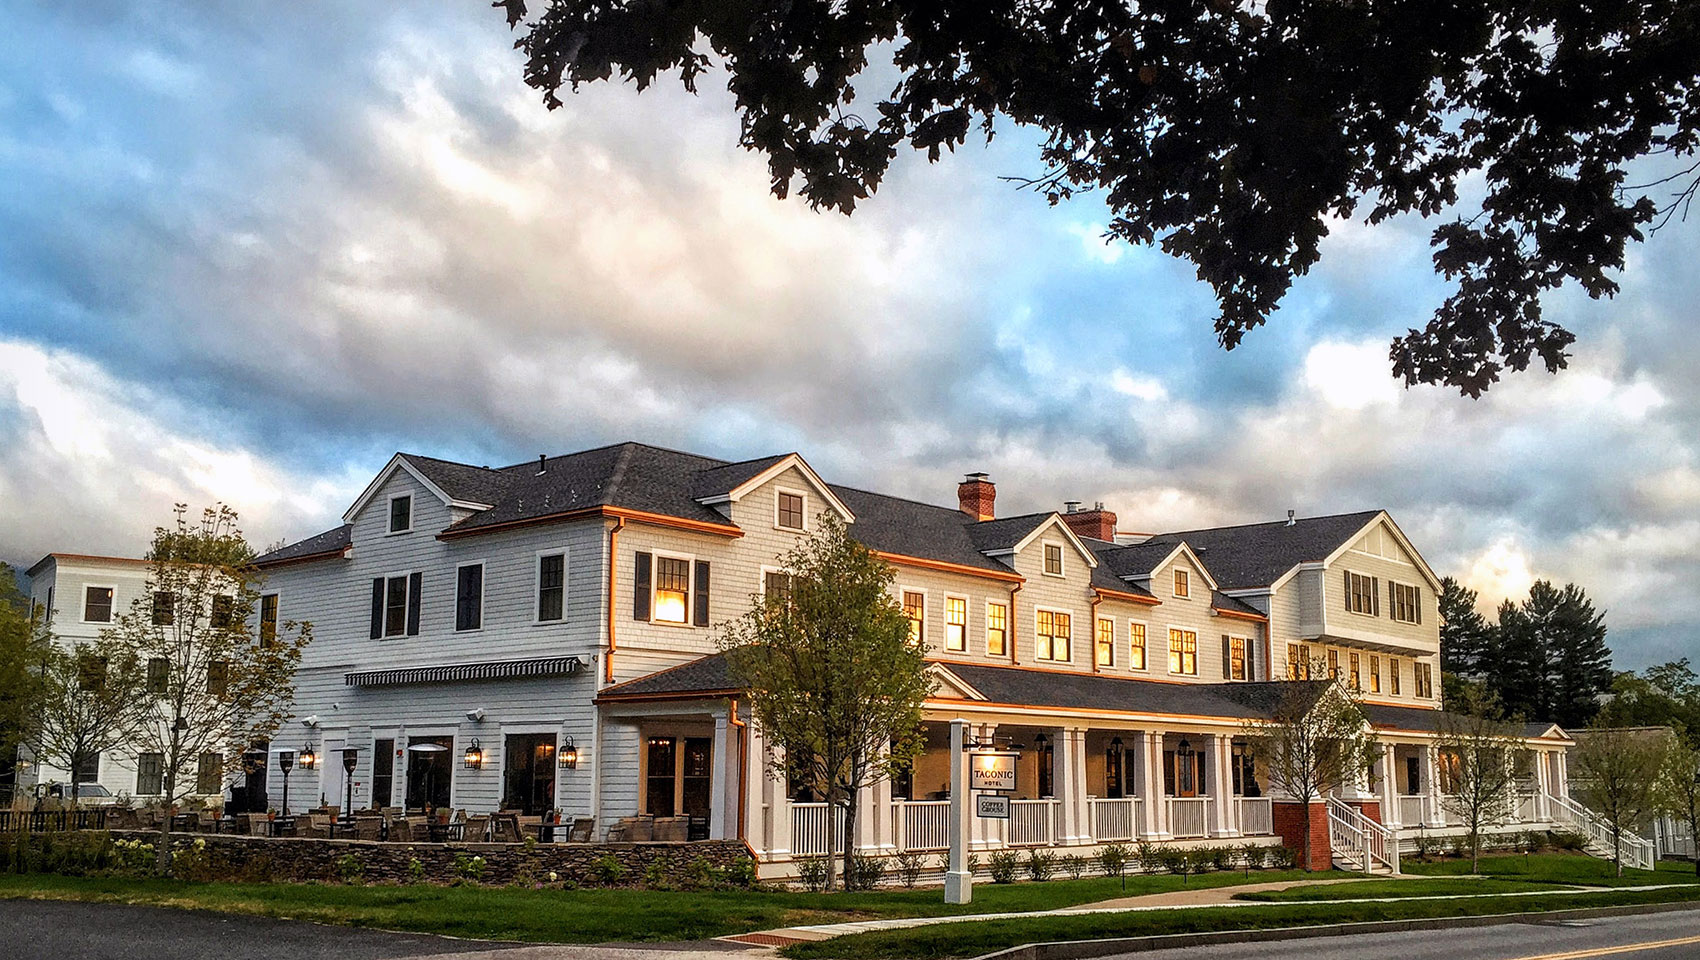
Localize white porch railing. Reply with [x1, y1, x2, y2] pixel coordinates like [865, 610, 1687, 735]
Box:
[1655, 815, 1695, 859]
[790, 802, 843, 856]
[1237, 797, 1273, 836]
[1167, 797, 1209, 839]
[1087, 797, 1141, 842]
[1544, 789, 1656, 872]
[1009, 799, 1056, 846]
[1327, 797, 1400, 874]
[897, 799, 951, 852]
[1397, 794, 1428, 826]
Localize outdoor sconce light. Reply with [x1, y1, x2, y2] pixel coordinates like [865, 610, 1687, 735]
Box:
[299, 744, 317, 770]
[559, 736, 579, 769]
[1177, 738, 1191, 756]
[463, 739, 484, 769]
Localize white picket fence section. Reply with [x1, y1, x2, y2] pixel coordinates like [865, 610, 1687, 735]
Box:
[1009, 799, 1056, 846]
[897, 799, 951, 852]
[1087, 797, 1141, 842]
[1167, 797, 1210, 838]
[1237, 797, 1274, 836]
[790, 802, 842, 856]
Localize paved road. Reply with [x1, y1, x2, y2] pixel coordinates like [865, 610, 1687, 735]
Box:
[0, 900, 758, 960]
[1097, 909, 1700, 960]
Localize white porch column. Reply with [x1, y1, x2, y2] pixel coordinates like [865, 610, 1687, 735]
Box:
[1380, 743, 1400, 827]
[1208, 734, 1235, 837]
[710, 713, 731, 840]
[946, 718, 971, 904]
[767, 740, 792, 857]
[1533, 750, 1551, 821]
[1143, 731, 1170, 839]
[1424, 742, 1446, 827]
[1058, 727, 1090, 844]
[1554, 750, 1570, 800]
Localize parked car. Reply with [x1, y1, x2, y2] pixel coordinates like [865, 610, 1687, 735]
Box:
[43, 782, 118, 807]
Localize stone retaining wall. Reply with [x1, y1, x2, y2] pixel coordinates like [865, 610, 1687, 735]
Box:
[112, 830, 749, 886]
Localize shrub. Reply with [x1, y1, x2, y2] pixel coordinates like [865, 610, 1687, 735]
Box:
[1268, 845, 1298, 869]
[723, 856, 759, 888]
[844, 854, 887, 891]
[1153, 846, 1186, 875]
[1060, 853, 1086, 880]
[336, 852, 364, 885]
[1552, 829, 1589, 852]
[684, 857, 718, 890]
[1239, 843, 1266, 874]
[1135, 840, 1160, 875]
[1096, 842, 1129, 878]
[988, 850, 1021, 884]
[406, 857, 425, 884]
[643, 861, 672, 890]
[1413, 833, 1435, 861]
[452, 853, 487, 883]
[1206, 845, 1235, 872]
[796, 856, 828, 891]
[1447, 835, 1467, 858]
[1024, 850, 1055, 882]
[592, 854, 627, 886]
[893, 850, 926, 888]
[1520, 830, 1546, 854]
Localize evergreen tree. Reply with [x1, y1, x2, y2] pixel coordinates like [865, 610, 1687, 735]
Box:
[1543, 582, 1611, 729]
[1491, 598, 1547, 721]
[1438, 576, 1491, 681]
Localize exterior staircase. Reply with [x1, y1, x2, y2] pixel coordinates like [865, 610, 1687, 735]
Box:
[1542, 788, 1658, 872]
[1328, 797, 1400, 874]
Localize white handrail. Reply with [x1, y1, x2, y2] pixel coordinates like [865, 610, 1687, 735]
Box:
[1327, 796, 1400, 874]
[1543, 788, 1656, 872]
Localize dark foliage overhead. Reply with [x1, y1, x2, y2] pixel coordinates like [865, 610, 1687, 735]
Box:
[496, 0, 1700, 396]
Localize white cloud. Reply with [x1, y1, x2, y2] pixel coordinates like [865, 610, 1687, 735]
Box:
[1302, 340, 1399, 410]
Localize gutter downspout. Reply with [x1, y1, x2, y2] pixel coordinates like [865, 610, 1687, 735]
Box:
[605, 516, 625, 685]
[1009, 581, 1022, 665]
[1090, 593, 1102, 674]
[728, 697, 749, 846]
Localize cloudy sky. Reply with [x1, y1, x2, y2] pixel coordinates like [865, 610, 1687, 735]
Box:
[2, 3, 1695, 668]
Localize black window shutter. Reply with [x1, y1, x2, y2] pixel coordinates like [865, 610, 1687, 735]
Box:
[1415, 587, 1423, 624]
[1248, 641, 1257, 681]
[406, 572, 423, 636]
[1372, 577, 1381, 616]
[693, 560, 711, 627]
[1344, 570, 1352, 610]
[369, 578, 384, 639]
[1221, 635, 1232, 679]
[633, 552, 652, 621]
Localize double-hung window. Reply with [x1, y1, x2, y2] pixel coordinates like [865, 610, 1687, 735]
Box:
[903, 591, 926, 644]
[83, 586, 114, 623]
[259, 593, 279, 645]
[776, 491, 806, 530]
[1173, 570, 1190, 598]
[1168, 628, 1197, 675]
[146, 657, 169, 695]
[1128, 622, 1147, 670]
[387, 494, 412, 533]
[763, 570, 795, 602]
[537, 552, 565, 622]
[1227, 637, 1247, 680]
[1327, 648, 1340, 679]
[653, 556, 692, 624]
[1036, 610, 1070, 661]
[1043, 544, 1064, 576]
[1345, 571, 1380, 615]
[1369, 655, 1381, 693]
[152, 591, 174, 626]
[633, 552, 710, 626]
[196, 753, 222, 794]
[384, 577, 408, 636]
[1389, 581, 1422, 623]
[985, 602, 1008, 655]
[136, 752, 164, 796]
[944, 596, 967, 652]
[368, 573, 420, 640]
[1095, 618, 1114, 667]
[1390, 657, 1402, 695]
[1348, 651, 1361, 689]
[1415, 661, 1434, 698]
[456, 562, 485, 631]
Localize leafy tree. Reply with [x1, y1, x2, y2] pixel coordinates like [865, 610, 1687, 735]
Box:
[1438, 577, 1491, 682]
[1571, 720, 1669, 877]
[29, 640, 151, 803]
[104, 505, 310, 869]
[719, 513, 929, 891]
[1608, 660, 1700, 749]
[0, 572, 51, 788]
[1243, 671, 1376, 871]
[1657, 736, 1700, 876]
[497, 0, 1700, 396]
[1434, 689, 1525, 874]
[0, 563, 29, 614]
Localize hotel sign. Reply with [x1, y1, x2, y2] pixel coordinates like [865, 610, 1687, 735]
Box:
[968, 751, 1018, 792]
[976, 794, 1012, 819]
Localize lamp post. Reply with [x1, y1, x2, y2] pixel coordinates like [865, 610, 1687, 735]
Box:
[278, 750, 295, 816]
[342, 748, 359, 822]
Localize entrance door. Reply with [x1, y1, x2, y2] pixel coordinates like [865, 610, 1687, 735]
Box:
[321, 733, 347, 813]
[1164, 749, 1205, 797]
[502, 733, 558, 815]
[239, 744, 269, 814]
[405, 736, 453, 811]
[682, 737, 712, 840]
[646, 737, 677, 816]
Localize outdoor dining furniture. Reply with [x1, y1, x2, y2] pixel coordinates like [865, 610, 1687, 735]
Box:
[652, 816, 688, 842]
[462, 815, 490, 842]
[607, 816, 653, 842]
[489, 813, 521, 843]
[518, 815, 542, 840]
[353, 815, 383, 841]
[567, 817, 596, 843]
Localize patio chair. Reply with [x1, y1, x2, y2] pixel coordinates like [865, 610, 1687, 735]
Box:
[518, 815, 542, 840]
[567, 817, 595, 843]
[652, 816, 688, 842]
[462, 815, 489, 842]
[408, 819, 433, 842]
[353, 815, 383, 841]
[296, 815, 330, 840]
[490, 814, 521, 843]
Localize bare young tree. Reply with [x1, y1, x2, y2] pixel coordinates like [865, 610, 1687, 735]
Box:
[1243, 670, 1376, 871]
[30, 639, 150, 804]
[720, 513, 929, 891]
[1657, 736, 1700, 877]
[104, 504, 311, 870]
[1434, 691, 1525, 874]
[1571, 724, 1670, 877]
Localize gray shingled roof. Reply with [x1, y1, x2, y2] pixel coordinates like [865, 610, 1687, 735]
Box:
[1363, 703, 1565, 739]
[1212, 591, 1266, 618]
[945, 664, 1333, 719]
[443, 443, 733, 534]
[1092, 540, 1185, 582]
[597, 653, 738, 699]
[255, 524, 351, 566]
[688, 455, 788, 501]
[828, 485, 1016, 573]
[964, 513, 1054, 554]
[1141, 510, 1383, 591]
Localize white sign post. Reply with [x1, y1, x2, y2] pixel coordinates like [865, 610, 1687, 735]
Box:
[945, 719, 972, 904]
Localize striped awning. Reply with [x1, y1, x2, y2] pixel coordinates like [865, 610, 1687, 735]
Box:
[344, 655, 582, 688]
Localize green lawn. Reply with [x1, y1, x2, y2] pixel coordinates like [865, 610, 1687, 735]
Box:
[0, 869, 1314, 944]
[783, 887, 1700, 960]
[1402, 853, 1700, 887]
[1235, 876, 1563, 901]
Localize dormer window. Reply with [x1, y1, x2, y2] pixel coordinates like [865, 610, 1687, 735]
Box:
[388, 494, 413, 534]
[1043, 543, 1064, 577]
[776, 491, 806, 531]
[1173, 569, 1190, 598]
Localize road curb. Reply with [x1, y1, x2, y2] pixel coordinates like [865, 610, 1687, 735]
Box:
[972, 899, 1700, 960]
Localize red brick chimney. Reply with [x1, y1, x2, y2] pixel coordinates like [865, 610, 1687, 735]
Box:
[1062, 501, 1117, 542]
[958, 473, 995, 521]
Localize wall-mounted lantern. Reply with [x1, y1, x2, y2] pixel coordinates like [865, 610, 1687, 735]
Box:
[299, 744, 317, 770]
[463, 738, 484, 769]
[558, 736, 579, 769]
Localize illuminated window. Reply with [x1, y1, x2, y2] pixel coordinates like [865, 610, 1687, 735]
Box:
[1173, 570, 1190, 598]
[1229, 637, 1247, 680]
[1128, 622, 1147, 670]
[1043, 543, 1064, 576]
[1095, 618, 1114, 667]
[1036, 610, 1071, 661]
[1288, 643, 1312, 679]
[654, 557, 691, 624]
[903, 591, 925, 643]
[1327, 648, 1340, 679]
[1369, 655, 1381, 693]
[1415, 661, 1434, 698]
[944, 596, 968, 652]
[776, 491, 805, 530]
[260, 593, 280, 645]
[1390, 657, 1402, 695]
[1349, 652, 1361, 689]
[986, 602, 1008, 655]
[1168, 628, 1197, 675]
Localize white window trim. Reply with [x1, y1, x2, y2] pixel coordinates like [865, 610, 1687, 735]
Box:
[455, 560, 487, 633]
[534, 548, 569, 624]
[1127, 620, 1149, 672]
[1227, 635, 1249, 681]
[80, 582, 118, 624]
[773, 486, 809, 532]
[1094, 616, 1116, 668]
[1165, 624, 1199, 676]
[386, 492, 414, 535]
[985, 600, 1010, 656]
[1033, 605, 1074, 662]
[758, 564, 790, 599]
[1172, 568, 1190, 599]
[258, 590, 281, 637]
[1344, 570, 1381, 618]
[1040, 541, 1066, 578]
[899, 586, 928, 643]
[1389, 580, 1420, 624]
[942, 594, 970, 653]
[378, 572, 415, 639]
[649, 549, 696, 627]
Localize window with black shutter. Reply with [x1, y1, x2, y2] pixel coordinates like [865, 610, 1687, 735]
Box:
[370, 579, 385, 638]
[406, 572, 422, 635]
[259, 593, 279, 645]
[384, 576, 408, 637]
[456, 563, 484, 631]
[693, 560, 710, 626]
[633, 552, 652, 621]
[537, 553, 565, 621]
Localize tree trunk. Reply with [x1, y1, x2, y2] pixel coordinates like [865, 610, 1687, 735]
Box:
[1300, 795, 1313, 872]
[1470, 825, 1479, 875]
[156, 768, 176, 874]
[840, 795, 859, 890]
[822, 786, 839, 892]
